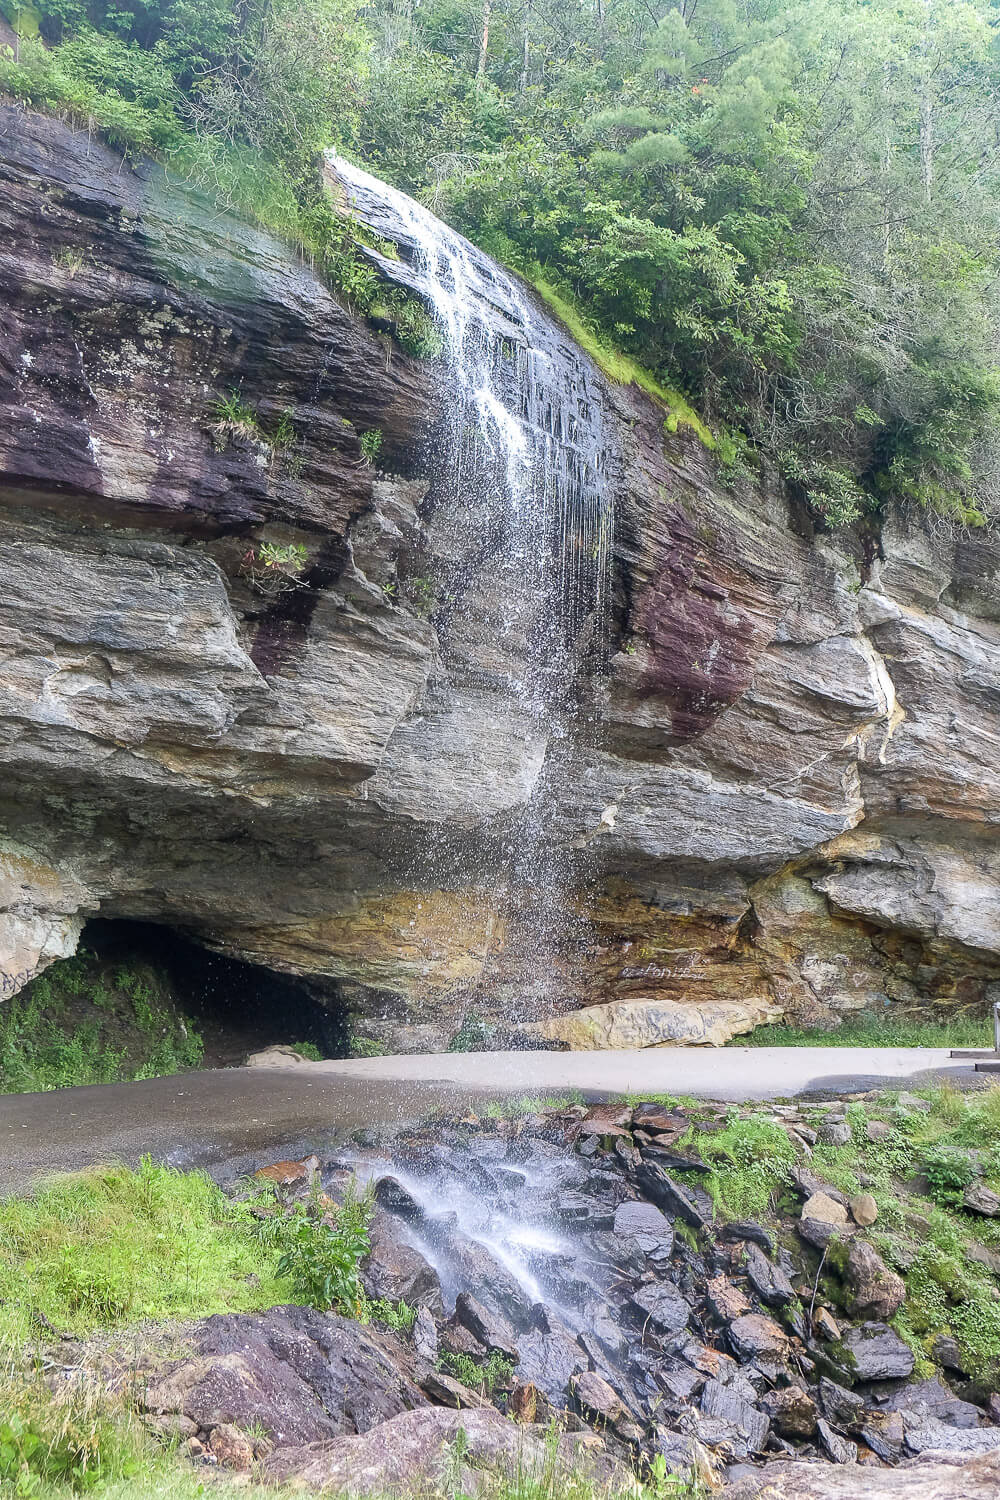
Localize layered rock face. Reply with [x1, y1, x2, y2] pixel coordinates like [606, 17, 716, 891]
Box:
[2, 104, 999, 1048]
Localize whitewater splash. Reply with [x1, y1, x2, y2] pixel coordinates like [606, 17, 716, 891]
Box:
[327, 155, 616, 1024]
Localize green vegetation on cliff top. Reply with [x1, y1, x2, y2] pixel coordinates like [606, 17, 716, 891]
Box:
[3, 0, 1000, 528]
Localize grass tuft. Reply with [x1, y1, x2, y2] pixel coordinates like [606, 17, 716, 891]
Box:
[528, 273, 715, 448]
[0, 1158, 290, 1349]
[732, 1011, 991, 1050]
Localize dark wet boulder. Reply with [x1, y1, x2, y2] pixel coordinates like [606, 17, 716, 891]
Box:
[431, 1228, 535, 1330]
[633, 1162, 708, 1230]
[613, 1199, 675, 1264]
[727, 1313, 790, 1363]
[760, 1385, 818, 1440]
[744, 1242, 795, 1308]
[842, 1324, 915, 1383]
[818, 1377, 864, 1429]
[631, 1104, 689, 1138]
[142, 1305, 426, 1446]
[515, 1308, 588, 1405]
[884, 1376, 983, 1430]
[720, 1221, 775, 1255]
[630, 1282, 692, 1337]
[639, 1145, 711, 1175]
[816, 1417, 857, 1464]
[454, 1292, 518, 1360]
[700, 1377, 770, 1456]
[363, 1210, 444, 1315]
[412, 1306, 438, 1363]
[374, 1176, 425, 1219]
[706, 1275, 752, 1324]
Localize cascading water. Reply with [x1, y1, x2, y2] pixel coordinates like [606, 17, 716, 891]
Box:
[328, 156, 616, 1029]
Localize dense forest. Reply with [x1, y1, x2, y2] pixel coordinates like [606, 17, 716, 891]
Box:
[3, 0, 1000, 528]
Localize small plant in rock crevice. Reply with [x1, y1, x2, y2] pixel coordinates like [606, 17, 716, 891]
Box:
[365, 1296, 417, 1333]
[239, 540, 310, 596]
[358, 427, 384, 466]
[439, 1350, 515, 1398]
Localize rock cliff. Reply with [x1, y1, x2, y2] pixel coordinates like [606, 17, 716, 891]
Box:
[2, 103, 999, 1049]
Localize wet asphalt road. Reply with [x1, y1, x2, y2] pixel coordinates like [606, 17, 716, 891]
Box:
[0, 1047, 983, 1193]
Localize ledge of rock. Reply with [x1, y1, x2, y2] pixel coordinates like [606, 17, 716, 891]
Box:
[3, 104, 1000, 1046]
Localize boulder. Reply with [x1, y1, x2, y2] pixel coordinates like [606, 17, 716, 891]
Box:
[728, 1313, 790, 1363]
[725, 1451, 1000, 1497]
[206, 1423, 256, 1470]
[801, 1192, 849, 1227]
[858, 1409, 905, 1463]
[850, 1194, 878, 1227]
[253, 1154, 320, 1189]
[454, 1293, 519, 1360]
[707, 1275, 752, 1323]
[412, 1306, 438, 1363]
[570, 1370, 627, 1427]
[846, 1239, 906, 1320]
[817, 1417, 858, 1464]
[265, 1405, 618, 1493]
[363, 1210, 444, 1314]
[633, 1162, 708, 1229]
[744, 1242, 796, 1308]
[373, 1177, 425, 1219]
[963, 1182, 1000, 1217]
[246, 1046, 314, 1069]
[813, 1308, 842, 1342]
[818, 1377, 864, 1429]
[630, 1282, 692, 1337]
[700, 1377, 770, 1455]
[613, 1199, 675, 1261]
[842, 1323, 915, 1382]
[515, 1311, 588, 1405]
[631, 1104, 690, 1137]
[418, 1369, 492, 1409]
[720, 1222, 776, 1255]
[760, 1386, 819, 1441]
[142, 1305, 426, 1446]
[904, 1419, 1000, 1458]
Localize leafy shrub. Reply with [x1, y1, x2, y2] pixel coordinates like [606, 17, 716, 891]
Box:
[358, 428, 383, 465]
[275, 1180, 373, 1315]
[921, 1145, 976, 1208]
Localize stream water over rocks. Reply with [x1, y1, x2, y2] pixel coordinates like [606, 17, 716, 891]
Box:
[101, 1100, 1000, 1496]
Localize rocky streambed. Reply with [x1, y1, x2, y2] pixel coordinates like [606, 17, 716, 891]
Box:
[57, 1096, 1000, 1498]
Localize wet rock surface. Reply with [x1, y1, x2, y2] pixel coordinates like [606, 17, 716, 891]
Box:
[4, 108, 1000, 1044]
[93, 1099, 999, 1492]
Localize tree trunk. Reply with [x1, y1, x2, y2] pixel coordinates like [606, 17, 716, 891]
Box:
[476, 0, 492, 85]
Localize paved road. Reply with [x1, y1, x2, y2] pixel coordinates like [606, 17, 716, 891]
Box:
[0, 1047, 982, 1193]
[293, 1045, 976, 1097]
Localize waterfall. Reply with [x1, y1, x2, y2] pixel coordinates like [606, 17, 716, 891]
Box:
[328, 155, 616, 1026]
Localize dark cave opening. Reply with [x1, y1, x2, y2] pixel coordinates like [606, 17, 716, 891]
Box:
[82, 918, 349, 1067]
